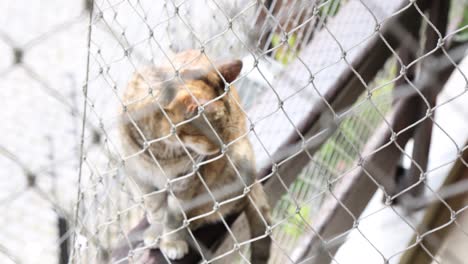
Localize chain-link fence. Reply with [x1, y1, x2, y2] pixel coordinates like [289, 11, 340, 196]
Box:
[1, 0, 467, 264]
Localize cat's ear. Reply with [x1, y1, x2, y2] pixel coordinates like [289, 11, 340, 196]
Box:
[216, 60, 243, 83]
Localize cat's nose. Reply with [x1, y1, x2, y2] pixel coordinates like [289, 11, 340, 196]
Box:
[181, 94, 223, 120]
[183, 97, 208, 116]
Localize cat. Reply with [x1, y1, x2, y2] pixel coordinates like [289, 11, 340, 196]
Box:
[120, 50, 271, 263]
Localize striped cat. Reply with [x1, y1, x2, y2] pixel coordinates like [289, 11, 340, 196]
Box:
[120, 50, 271, 263]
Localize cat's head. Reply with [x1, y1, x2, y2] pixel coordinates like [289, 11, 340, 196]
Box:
[159, 59, 243, 155]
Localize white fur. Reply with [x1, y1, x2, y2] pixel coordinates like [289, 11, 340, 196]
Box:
[160, 240, 189, 260]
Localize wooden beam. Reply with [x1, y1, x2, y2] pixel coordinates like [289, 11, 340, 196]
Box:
[404, 0, 451, 198]
[399, 142, 468, 264]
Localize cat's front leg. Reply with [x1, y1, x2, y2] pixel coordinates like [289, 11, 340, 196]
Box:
[159, 194, 189, 260]
[142, 190, 166, 248]
[142, 190, 189, 261]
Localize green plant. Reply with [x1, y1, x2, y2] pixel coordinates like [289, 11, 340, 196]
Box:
[271, 33, 298, 64]
[283, 205, 312, 238]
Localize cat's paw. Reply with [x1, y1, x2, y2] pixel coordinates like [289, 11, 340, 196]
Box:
[160, 239, 189, 260]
